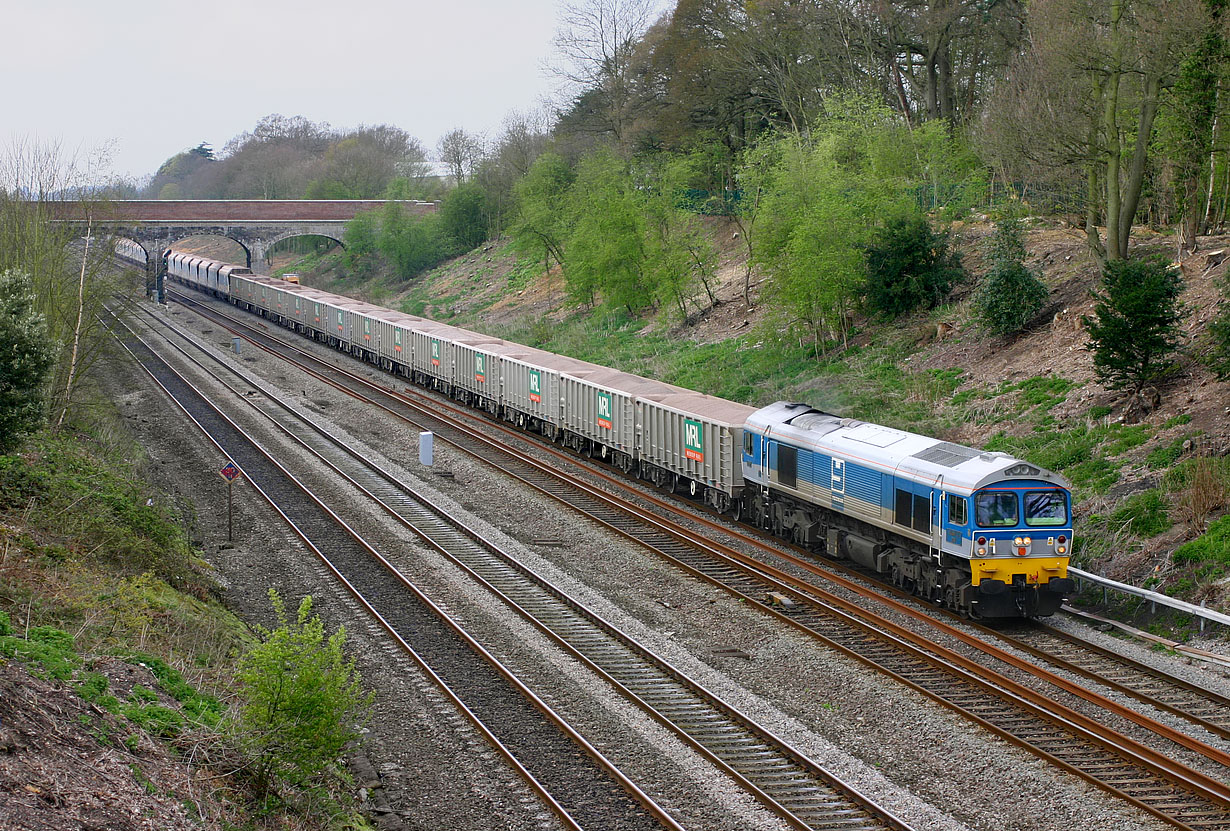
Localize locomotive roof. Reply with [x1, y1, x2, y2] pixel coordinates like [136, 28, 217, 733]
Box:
[748, 401, 1070, 493]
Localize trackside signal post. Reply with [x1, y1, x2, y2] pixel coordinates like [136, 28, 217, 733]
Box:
[219, 461, 243, 541]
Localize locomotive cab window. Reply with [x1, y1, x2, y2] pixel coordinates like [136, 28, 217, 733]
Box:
[1025, 491, 1068, 526]
[947, 495, 967, 526]
[975, 492, 1018, 527]
[743, 431, 754, 457]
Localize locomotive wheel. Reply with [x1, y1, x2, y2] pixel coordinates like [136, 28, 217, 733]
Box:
[731, 500, 743, 522]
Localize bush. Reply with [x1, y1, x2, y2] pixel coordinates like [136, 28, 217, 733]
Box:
[1209, 289, 1230, 380]
[439, 183, 489, 251]
[232, 592, 371, 794]
[974, 262, 1048, 337]
[863, 213, 963, 318]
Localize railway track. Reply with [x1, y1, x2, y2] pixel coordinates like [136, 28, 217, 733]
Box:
[994, 623, 1230, 742]
[105, 304, 687, 831]
[163, 287, 1230, 830]
[119, 299, 917, 831]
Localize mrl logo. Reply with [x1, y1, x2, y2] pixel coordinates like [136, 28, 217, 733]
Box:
[431, 340, 441, 366]
[529, 370, 542, 403]
[684, 419, 704, 462]
[597, 391, 613, 429]
[475, 353, 486, 383]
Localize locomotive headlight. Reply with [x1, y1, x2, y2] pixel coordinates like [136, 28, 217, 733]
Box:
[1014, 536, 1024, 546]
[1023, 537, 1032, 546]
[1057, 546, 1067, 554]
[977, 546, 987, 556]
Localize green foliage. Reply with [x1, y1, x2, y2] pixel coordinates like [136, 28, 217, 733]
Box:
[1148, 436, 1190, 469]
[751, 101, 927, 347]
[564, 149, 650, 310]
[863, 213, 964, 318]
[0, 626, 79, 680]
[1083, 256, 1185, 394]
[378, 203, 455, 281]
[1171, 514, 1230, 580]
[233, 591, 371, 793]
[1208, 276, 1230, 380]
[509, 152, 575, 274]
[0, 434, 200, 583]
[1108, 490, 1173, 537]
[0, 268, 55, 451]
[439, 183, 489, 251]
[342, 211, 380, 276]
[973, 218, 1049, 336]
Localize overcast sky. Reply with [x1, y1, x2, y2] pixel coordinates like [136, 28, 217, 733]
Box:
[3, 0, 640, 184]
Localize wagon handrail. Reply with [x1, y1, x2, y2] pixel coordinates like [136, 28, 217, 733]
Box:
[1068, 566, 1230, 631]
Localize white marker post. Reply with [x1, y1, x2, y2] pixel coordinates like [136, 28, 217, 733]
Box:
[419, 432, 434, 467]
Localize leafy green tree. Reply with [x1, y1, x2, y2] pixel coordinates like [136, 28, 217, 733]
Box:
[863, 212, 963, 318]
[973, 217, 1049, 337]
[439, 183, 489, 251]
[233, 592, 371, 795]
[378, 202, 454, 280]
[0, 269, 55, 451]
[509, 153, 575, 278]
[341, 211, 380, 277]
[565, 149, 649, 310]
[1083, 256, 1185, 395]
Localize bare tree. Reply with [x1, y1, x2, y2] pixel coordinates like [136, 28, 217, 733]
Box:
[436, 128, 487, 185]
[549, 0, 661, 144]
[980, 0, 1208, 262]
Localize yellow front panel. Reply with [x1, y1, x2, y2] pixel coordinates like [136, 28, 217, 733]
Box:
[970, 557, 1068, 586]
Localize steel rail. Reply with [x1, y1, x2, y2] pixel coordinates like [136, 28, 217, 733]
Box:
[104, 304, 685, 831]
[164, 287, 1230, 830]
[125, 297, 916, 831]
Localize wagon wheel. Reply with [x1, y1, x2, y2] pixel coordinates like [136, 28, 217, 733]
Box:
[687, 478, 700, 499]
[731, 499, 743, 522]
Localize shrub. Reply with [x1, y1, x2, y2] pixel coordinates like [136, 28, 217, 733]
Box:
[232, 592, 372, 794]
[1207, 273, 1230, 379]
[974, 260, 1049, 336]
[863, 213, 964, 318]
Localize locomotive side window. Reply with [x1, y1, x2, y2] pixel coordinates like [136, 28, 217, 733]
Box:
[895, 489, 931, 532]
[1025, 491, 1067, 526]
[777, 444, 797, 488]
[743, 431, 753, 457]
[948, 495, 967, 525]
[975, 492, 1018, 527]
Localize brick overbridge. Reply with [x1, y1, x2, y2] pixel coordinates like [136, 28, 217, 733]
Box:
[48, 199, 436, 296]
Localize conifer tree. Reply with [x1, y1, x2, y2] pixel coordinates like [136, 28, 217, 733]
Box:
[1083, 257, 1185, 395]
[0, 268, 55, 452]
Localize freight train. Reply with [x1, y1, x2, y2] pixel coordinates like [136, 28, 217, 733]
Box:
[115, 242, 1076, 618]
